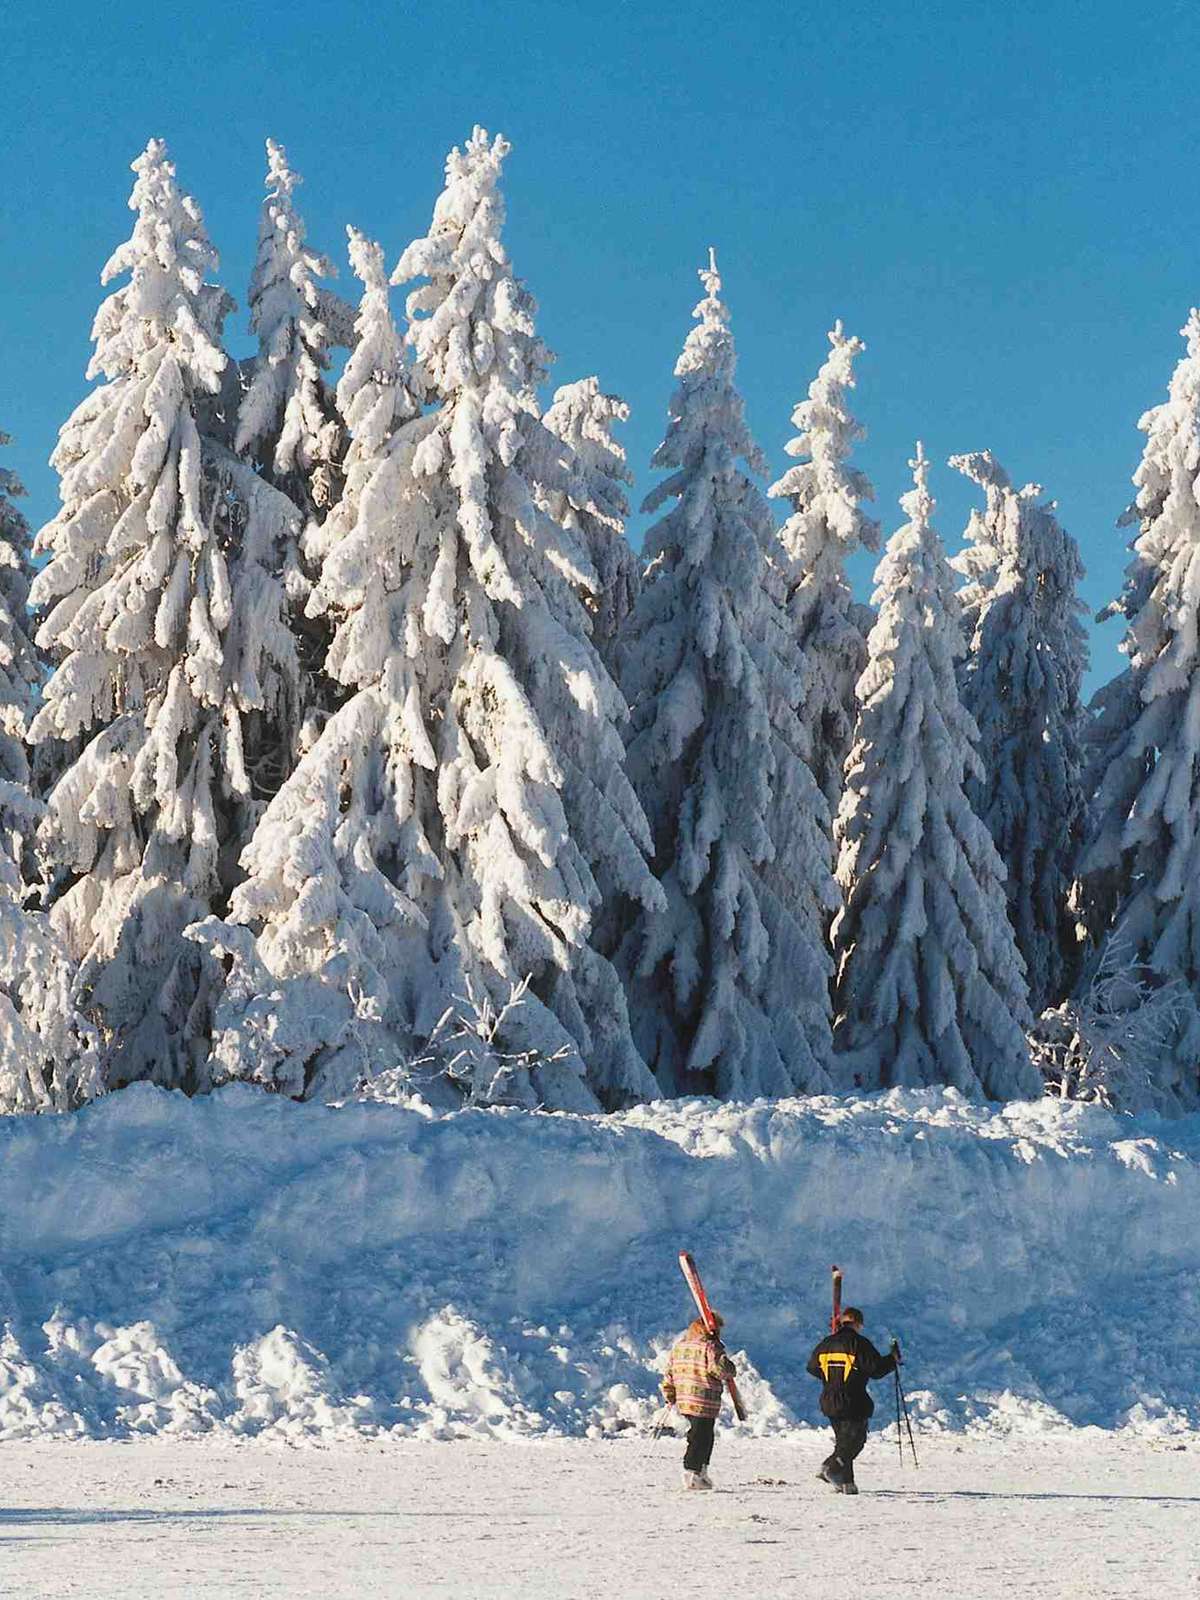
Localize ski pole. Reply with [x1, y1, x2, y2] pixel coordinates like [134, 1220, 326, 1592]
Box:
[894, 1366, 904, 1468]
[896, 1366, 918, 1468]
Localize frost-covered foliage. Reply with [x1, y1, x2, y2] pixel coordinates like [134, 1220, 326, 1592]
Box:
[190, 230, 437, 1102]
[0, 433, 101, 1113]
[357, 975, 574, 1110]
[950, 451, 1089, 1012]
[0, 792, 103, 1114]
[28, 140, 301, 1092]
[236, 140, 344, 523]
[387, 127, 662, 1110]
[833, 447, 1038, 1099]
[542, 377, 641, 673]
[1031, 935, 1200, 1115]
[200, 130, 660, 1110]
[1080, 311, 1200, 1109]
[769, 322, 879, 814]
[617, 253, 834, 1098]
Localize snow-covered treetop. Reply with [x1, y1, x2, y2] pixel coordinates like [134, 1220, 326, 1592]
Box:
[30, 139, 239, 747]
[236, 139, 342, 513]
[869, 441, 950, 614]
[542, 377, 638, 663]
[1104, 307, 1200, 650]
[543, 377, 632, 522]
[950, 448, 1086, 658]
[302, 226, 420, 585]
[770, 320, 879, 572]
[339, 228, 417, 452]
[88, 138, 230, 395]
[947, 449, 1012, 631]
[395, 126, 547, 401]
[645, 249, 768, 528]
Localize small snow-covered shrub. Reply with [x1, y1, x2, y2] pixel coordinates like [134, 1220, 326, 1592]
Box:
[1031, 935, 1200, 1114]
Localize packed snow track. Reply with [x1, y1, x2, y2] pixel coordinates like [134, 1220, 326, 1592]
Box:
[0, 1435, 1196, 1598]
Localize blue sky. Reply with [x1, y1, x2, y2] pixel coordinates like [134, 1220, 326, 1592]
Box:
[6, 0, 1200, 691]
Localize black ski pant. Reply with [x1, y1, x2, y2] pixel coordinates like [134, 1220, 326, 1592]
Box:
[822, 1417, 869, 1483]
[683, 1415, 716, 1472]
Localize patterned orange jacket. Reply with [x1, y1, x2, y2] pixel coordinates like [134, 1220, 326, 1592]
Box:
[661, 1324, 737, 1419]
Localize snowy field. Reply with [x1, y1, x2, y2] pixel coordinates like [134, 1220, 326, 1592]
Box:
[1, 1433, 1197, 1598]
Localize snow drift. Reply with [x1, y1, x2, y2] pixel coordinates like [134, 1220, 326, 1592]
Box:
[0, 1084, 1197, 1442]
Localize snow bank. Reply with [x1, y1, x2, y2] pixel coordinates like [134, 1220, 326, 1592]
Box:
[0, 1084, 1197, 1442]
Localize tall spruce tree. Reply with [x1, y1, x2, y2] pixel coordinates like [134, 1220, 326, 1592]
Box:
[769, 322, 879, 814]
[29, 140, 302, 1090]
[950, 451, 1089, 1013]
[832, 446, 1038, 1099]
[391, 127, 662, 1108]
[190, 228, 441, 1101]
[616, 252, 834, 1098]
[1080, 310, 1200, 1109]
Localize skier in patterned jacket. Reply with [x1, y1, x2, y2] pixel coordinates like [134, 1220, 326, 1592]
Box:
[661, 1312, 737, 1489]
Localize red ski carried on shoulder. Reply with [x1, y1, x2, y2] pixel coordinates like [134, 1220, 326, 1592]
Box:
[678, 1250, 748, 1421]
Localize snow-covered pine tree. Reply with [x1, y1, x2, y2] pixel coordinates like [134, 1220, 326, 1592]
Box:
[832, 445, 1039, 1099]
[189, 227, 437, 1100]
[236, 140, 344, 526]
[542, 377, 641, 674]
[390, 126, 663, 1110]
[1079, 309, 1200, 1108]
[197, 131, 660, 1109]
[769, 322, 879, 814]
[235, 139, 349, 733]
[0, 434, 100, 1112]
[950, 451, 1089, 1013]
[616, 252, 834, 1099]
[28, 140, 302, 1092]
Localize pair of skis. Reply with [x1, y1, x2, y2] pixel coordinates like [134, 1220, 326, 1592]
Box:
[677, 1251, 748, 1421]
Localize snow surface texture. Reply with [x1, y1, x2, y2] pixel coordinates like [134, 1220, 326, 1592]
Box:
[1, 1436, 1196, 1599]
[0, 1085, 1197, 1444]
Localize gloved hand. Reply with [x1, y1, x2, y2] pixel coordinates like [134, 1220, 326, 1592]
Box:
[890, 1338, 902, 1365]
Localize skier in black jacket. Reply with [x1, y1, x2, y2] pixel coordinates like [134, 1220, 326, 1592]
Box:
[806, 1308, 898, 1494]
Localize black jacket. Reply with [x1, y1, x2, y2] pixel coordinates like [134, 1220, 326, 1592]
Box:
[806, 1326, 896, 1420]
